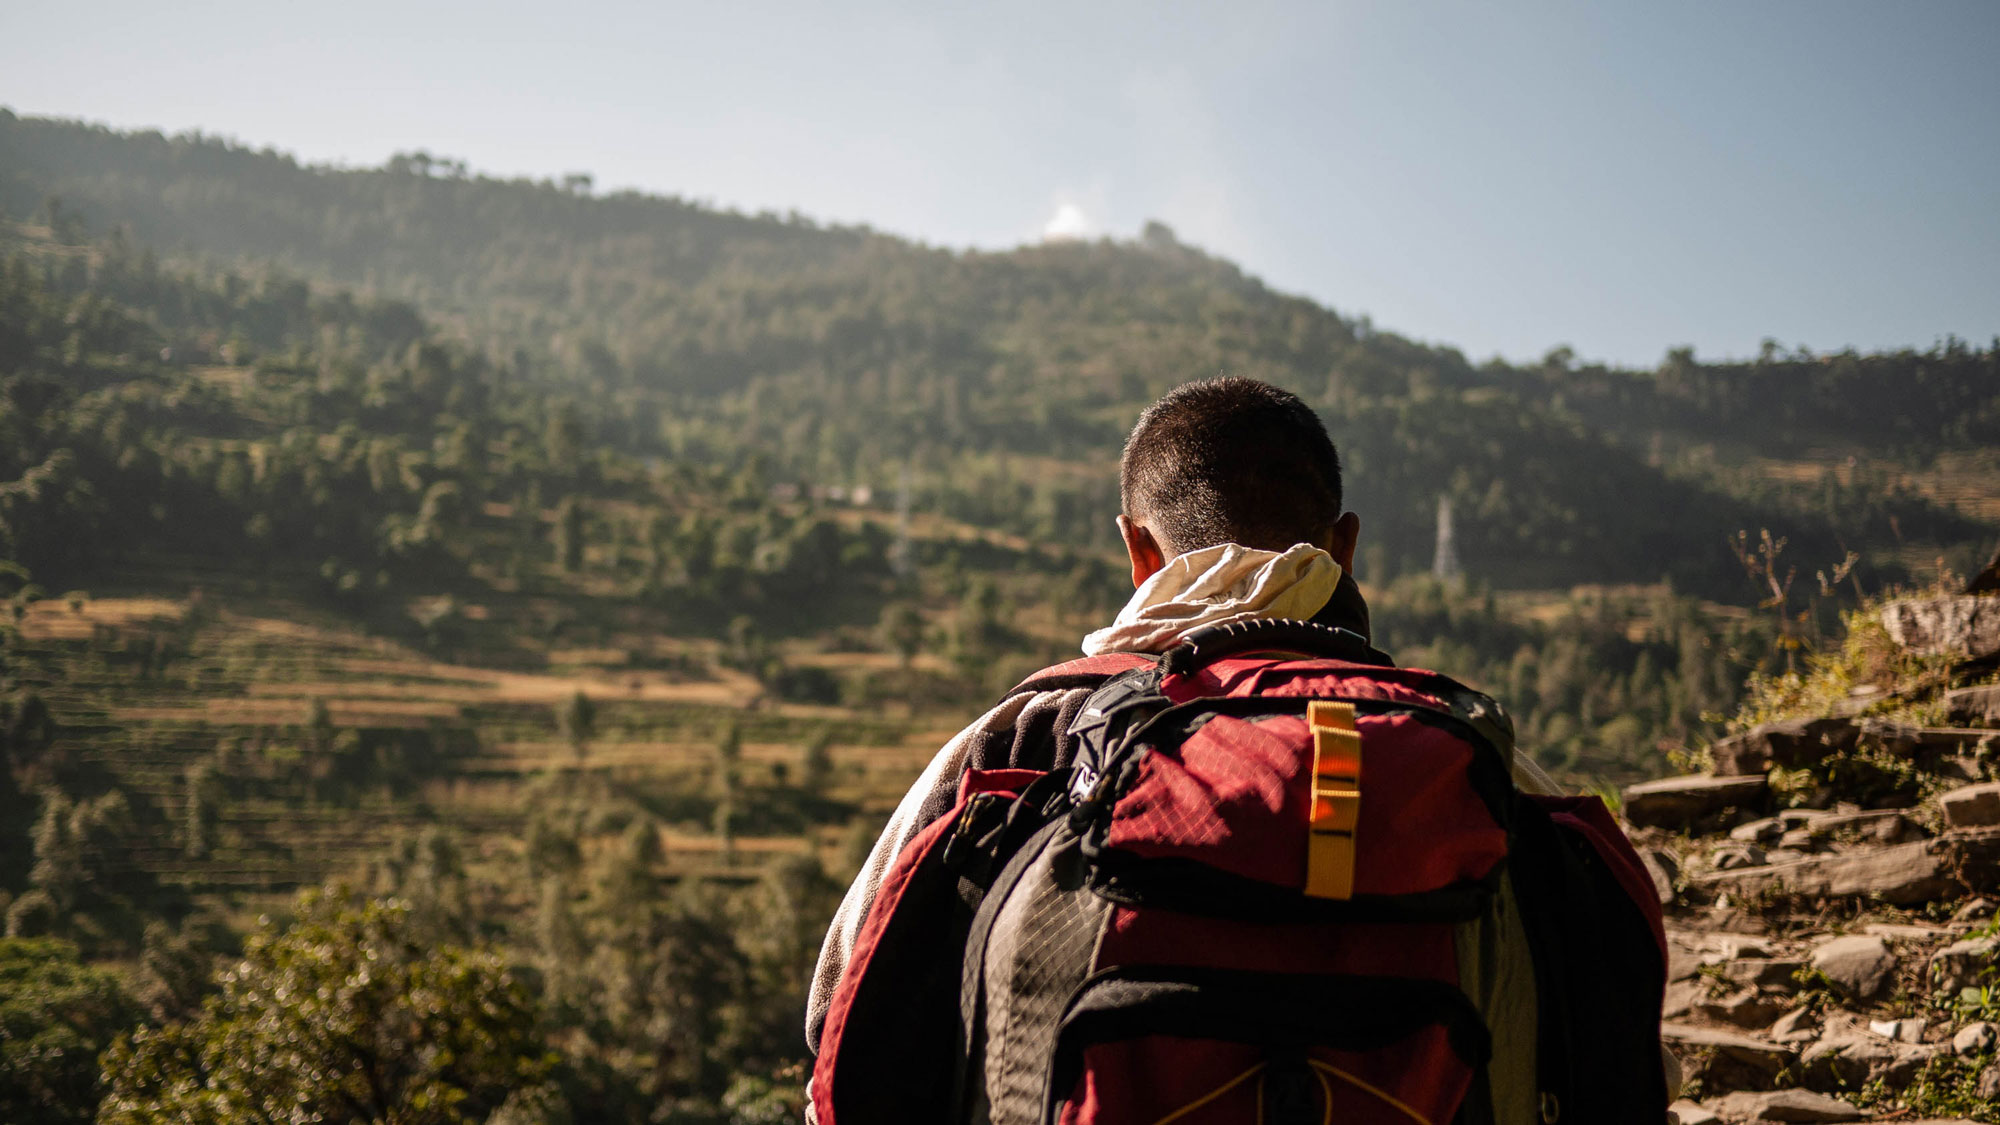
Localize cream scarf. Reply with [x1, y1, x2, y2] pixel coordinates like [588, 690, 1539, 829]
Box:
[1081, 542, 1342, 655]
[1078, 540, 1563, 795]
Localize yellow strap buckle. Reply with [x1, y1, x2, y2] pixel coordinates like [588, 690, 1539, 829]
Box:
[1305, 700, 1361, 900]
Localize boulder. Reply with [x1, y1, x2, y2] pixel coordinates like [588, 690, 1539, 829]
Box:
[1695, 987, 1789, 1029]
[1663, 978, 1706, 1018]
[1857, 721, 1997, 760]
[1625, 774, 1770, 829]
[1667, 938, 1705, 981]
[1732, 817, 1784, 843]
[1710, 717, 1860, 776]
[1969, 545, 2000, 594]
[1713, 843, 1768, 870]
[1778, 827, 1818, 850]
[1641, 848, 1680, 906]
[1953, 1021, 1997, 1056]
[1809, 809, 1913, 840]
[1866, 816, 1909, 845]
[1880, 595, 2000, 664]
[1951, 897, 1996, 923]
[1867, 1017, 1925, 1043]
[1769, 1006, 1818, 1044]
[1700, 838, 1960, 906]
[1943, 683, 2000, 725]
[1933, 756, 1990, 784]
[1801, 1019, 1937, 1089]
[1944, 828, 2000, 894]
[1980, 1063, 2000, 1100]
[1713, 934, 1778, 959]
[1860, 922, 1956, 940]
[1741, 809, 1915, 849]
[1660, 1022, 1797, 1090]
[1927, 935, 2000, 995]
[1938, 781, 2000, 829]
[1670, 1100, 1722, 1125]
[1914, 727, 1995, 752]
[1810, 935, 1897, 999]
[1723, 958, 1805, 992]
[1709, 1089, 1864, 1122]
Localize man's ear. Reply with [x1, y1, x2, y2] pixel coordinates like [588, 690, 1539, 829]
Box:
[1327, 511, 1360, 573]
[1118, 514, 1167, 589]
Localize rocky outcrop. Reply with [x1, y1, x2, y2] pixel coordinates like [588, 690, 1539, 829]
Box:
[1637, 596, 2000, 1124]
[1662, 1023, 1798, 1090]
[1966, 545, 2000, 596]
[1944, 684, 2000, 725]
[1697, 837, 1962, 906]
[1939, 781, 2000, 829]
[1707, 713, 1995, 780]
[1929, 935, 2000, 995]
[1708, 1089, 1865, 1122]
[1880, 594, 2000, 664]
[1711, 718, 1862, 776]
[1625, 774, 1770, 828]
[1808, 935, 1896, 1000]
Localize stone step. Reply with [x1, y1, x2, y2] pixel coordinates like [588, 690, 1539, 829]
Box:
[1710, 716, 1995, 777]
[1943, 683, 2000, 725]
[1624, 774, 1769, 829]
[1939, 781, 2000, 829]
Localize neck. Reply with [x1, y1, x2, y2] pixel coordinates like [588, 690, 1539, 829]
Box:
[1309, 569, 1374, 642]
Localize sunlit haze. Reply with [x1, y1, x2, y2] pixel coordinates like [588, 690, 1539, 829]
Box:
[2, 0, 1994, 366]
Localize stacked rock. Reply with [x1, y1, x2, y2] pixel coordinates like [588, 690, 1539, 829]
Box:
[1623, 592, 2000, 1124]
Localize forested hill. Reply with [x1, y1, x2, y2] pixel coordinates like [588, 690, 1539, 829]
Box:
[2, 108, 1995, 597]
[3, 107, 1998, 1124]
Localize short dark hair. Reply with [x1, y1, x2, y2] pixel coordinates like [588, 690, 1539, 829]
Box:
[1119, 377, 1343, 557]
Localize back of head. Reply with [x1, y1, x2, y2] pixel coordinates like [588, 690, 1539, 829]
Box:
[1120, 377, 1343, 558]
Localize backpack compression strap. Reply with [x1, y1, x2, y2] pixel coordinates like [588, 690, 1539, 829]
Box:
[1305, 700, 1363, 901]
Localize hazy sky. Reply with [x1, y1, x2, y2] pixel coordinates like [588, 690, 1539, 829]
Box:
[3, 1, 1995, 367]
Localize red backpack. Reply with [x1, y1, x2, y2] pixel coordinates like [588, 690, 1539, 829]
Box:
[814, 618, 1667, 1125]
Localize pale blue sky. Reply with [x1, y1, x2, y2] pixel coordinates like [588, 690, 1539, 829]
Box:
[3, 1, 1995, 367]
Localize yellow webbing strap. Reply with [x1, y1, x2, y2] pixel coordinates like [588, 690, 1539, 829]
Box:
[1305, 700, 1361, 900]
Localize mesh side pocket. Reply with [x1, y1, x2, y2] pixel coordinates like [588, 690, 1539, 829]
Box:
[982, 834, 1110, 1125]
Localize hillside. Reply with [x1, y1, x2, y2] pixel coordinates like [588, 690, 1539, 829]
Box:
[1, 109, 1996, 1123]
[5, 109, 1993, 594]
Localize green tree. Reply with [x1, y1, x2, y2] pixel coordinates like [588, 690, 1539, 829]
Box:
[368, 828, 471, 943]
[98, 888, 555, 1125]
[726, 614, 765, 672]
[800, 729, 834, 791]
[879, 602, 924, 668]
[0, 937, 143, 1125]
[641, 886, 749, 1098]
[27, 790, 84, 916]
[714, 724, 742, 866]
[523, 811, 581, 882]
[552, 495, 585, 572]
[532, 877, 586, 1013]
[557, 689, 595, 763]
[181, 763, 222, 860]
[133, 920, 214, 1024]
[543, 401, 583, 476]
[592, 816, 663, 939]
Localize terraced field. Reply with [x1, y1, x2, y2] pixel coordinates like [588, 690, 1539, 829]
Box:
[12, 589, 947, 923]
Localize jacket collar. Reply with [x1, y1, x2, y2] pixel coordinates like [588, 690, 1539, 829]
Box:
[1081, 542, 1393, 666]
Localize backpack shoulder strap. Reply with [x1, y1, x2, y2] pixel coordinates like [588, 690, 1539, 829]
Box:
[1004, 652, 1154, 698]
